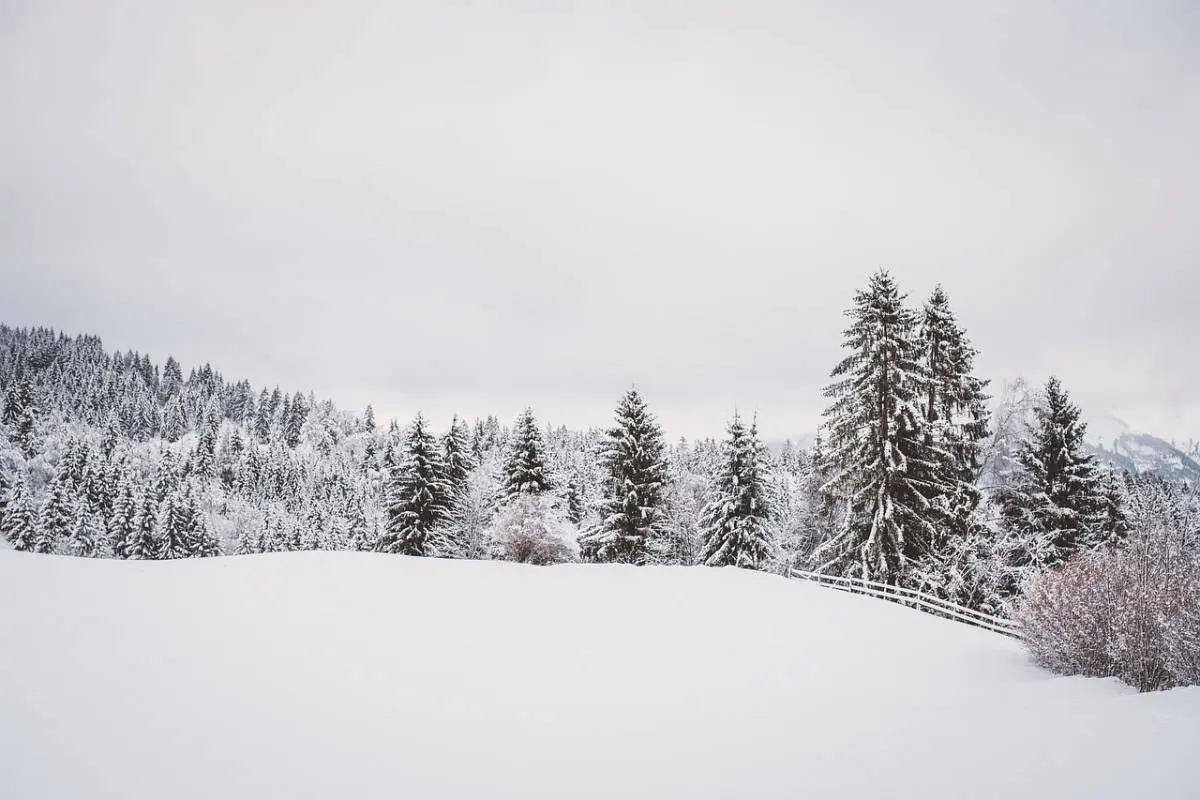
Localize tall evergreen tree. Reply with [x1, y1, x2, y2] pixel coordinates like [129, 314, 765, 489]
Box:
[377, 414, 451, 556]
[1, 472, 37, 551]
[500, 408, 552, 500]
[162, 394, 187, 442]
[698, 412, 773, 569]
[157, 488, 193, 559]
[441, 414, 478, 503]
[579, 388, 668, 564]
[125, 492, 160, 560]
[66, 506, 102, 557]
[35, 474, 75, 554]
[920, 286, 991, 481]
[108, 477, 139, 558]
[815, 270, 949, 584]
[997, 377, 1107, 580]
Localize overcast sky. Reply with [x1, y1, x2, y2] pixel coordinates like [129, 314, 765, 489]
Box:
[2, 1, 1198, 442]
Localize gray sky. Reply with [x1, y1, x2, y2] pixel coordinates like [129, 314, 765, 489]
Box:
[2, 1, 1198, 442]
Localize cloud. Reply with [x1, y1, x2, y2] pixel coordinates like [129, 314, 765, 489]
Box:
[1, 1, 1198, 439]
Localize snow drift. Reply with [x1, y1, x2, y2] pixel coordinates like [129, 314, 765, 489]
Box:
[1, 551, 1197, 799]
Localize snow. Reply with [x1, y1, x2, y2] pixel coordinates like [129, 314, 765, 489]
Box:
[1, 551, 1197, 799]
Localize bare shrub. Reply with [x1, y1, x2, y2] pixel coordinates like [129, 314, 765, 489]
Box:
[487, 494, 579, 566]
[1016, 522, 1200, 692]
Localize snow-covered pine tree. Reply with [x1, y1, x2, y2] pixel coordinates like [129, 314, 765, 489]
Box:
[35, 474, 76, 554]
[441, 414, 477, 503]
[814, 270, 950, 585]
[377, 413, 451, 556]
[283, 392, 306, 448]
[564, 478, 584, 526]
[108, 476, 139, 558]
[996, 377, 1107, 586]
[912, 286, 993, 593]
[125, 491, 160, 560]
[162, 394, 187, 443]
[193, 419, 218, 479]
[157, 488, 193, 560]
[1, 472, 37, 551]
[579, 388, 668, 564]
[67, 505, 103, 557]
[184, 484, 220, 557]
[499, 408, 552, 500]
[698, 412, 773, 569]
[920, 286, 991, 480]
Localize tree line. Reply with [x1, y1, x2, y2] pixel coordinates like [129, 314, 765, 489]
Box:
[0, 272, 1192, 619]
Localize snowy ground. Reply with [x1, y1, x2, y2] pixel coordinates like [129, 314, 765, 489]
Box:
[1, 551, 1197, 799]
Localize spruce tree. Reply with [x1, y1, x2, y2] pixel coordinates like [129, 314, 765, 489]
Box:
[997, 377, 1107, 580]
[564, 479, 584, 526]
[377, 414, 451, 556]
[184, 484, 220, 557]
[162, 394, 187, 442]
[108, 477, 139, 558]
[921, 286, 990, 471]
[125, 492, 160, 560]
[815, 270, 949, 584]
[441, 414, 478, 503]
[193, 420, 218, 479]
[579, 388, 668, 564]
[66, 506, 102, 557]
[1, 473, 37, 551]
[500, 408, 552, 500]
[698, 412, 773, 569]
[36, 474, 75, 554]
[157, 489, 193, 559]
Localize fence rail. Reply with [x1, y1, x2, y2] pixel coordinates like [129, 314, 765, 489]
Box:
[788, 569, 1021, 638]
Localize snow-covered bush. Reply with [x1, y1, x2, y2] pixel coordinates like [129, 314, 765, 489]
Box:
[1016, 522, 1200, 692]
[486, 494, 579, 565]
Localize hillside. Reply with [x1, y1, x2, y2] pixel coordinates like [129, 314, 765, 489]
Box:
[1, 552, 1196, 799]
[1084, 413, 1200, 483]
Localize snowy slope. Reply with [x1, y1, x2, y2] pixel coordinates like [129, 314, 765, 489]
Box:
[1, 552, 1197, 800]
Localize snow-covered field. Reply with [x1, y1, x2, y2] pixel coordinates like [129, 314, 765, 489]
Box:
[1, 552, 1197, 799]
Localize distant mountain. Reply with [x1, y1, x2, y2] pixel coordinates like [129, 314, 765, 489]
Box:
[1084, 413, 1200, 484]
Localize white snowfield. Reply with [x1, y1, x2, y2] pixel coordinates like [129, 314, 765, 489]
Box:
[1, 552, 1197, 800]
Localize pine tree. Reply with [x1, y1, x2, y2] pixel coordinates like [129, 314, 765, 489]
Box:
[441, 414, 478, 503]
[815, 270, 949, 584]
[283, 392, 306, 448]
[4, 375, 39, 457]
[193, 420, 218, 479]
[919, 286, 991, 538]
[157, 488, 193, 559]
[377, 414, 451, 556]
[125, 492, 160, 560]
[579, 388, 668, 564]
[363, 404, 376, 433]
[101, 410, 124, 460]
[162, 394, 187, 442]
[66, 506, 102, 557]
[108, 477, 139, 558]
[183, 484, 220, 557]
[698, 412, 773, 569]
[564, 478, 584, 526]
[1, 473, 37, 551]
[500, 408, 552, 500]
[254, 389, 273, 443]
[35, 474, 75, 554]
[997, 377, 1107, 582]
